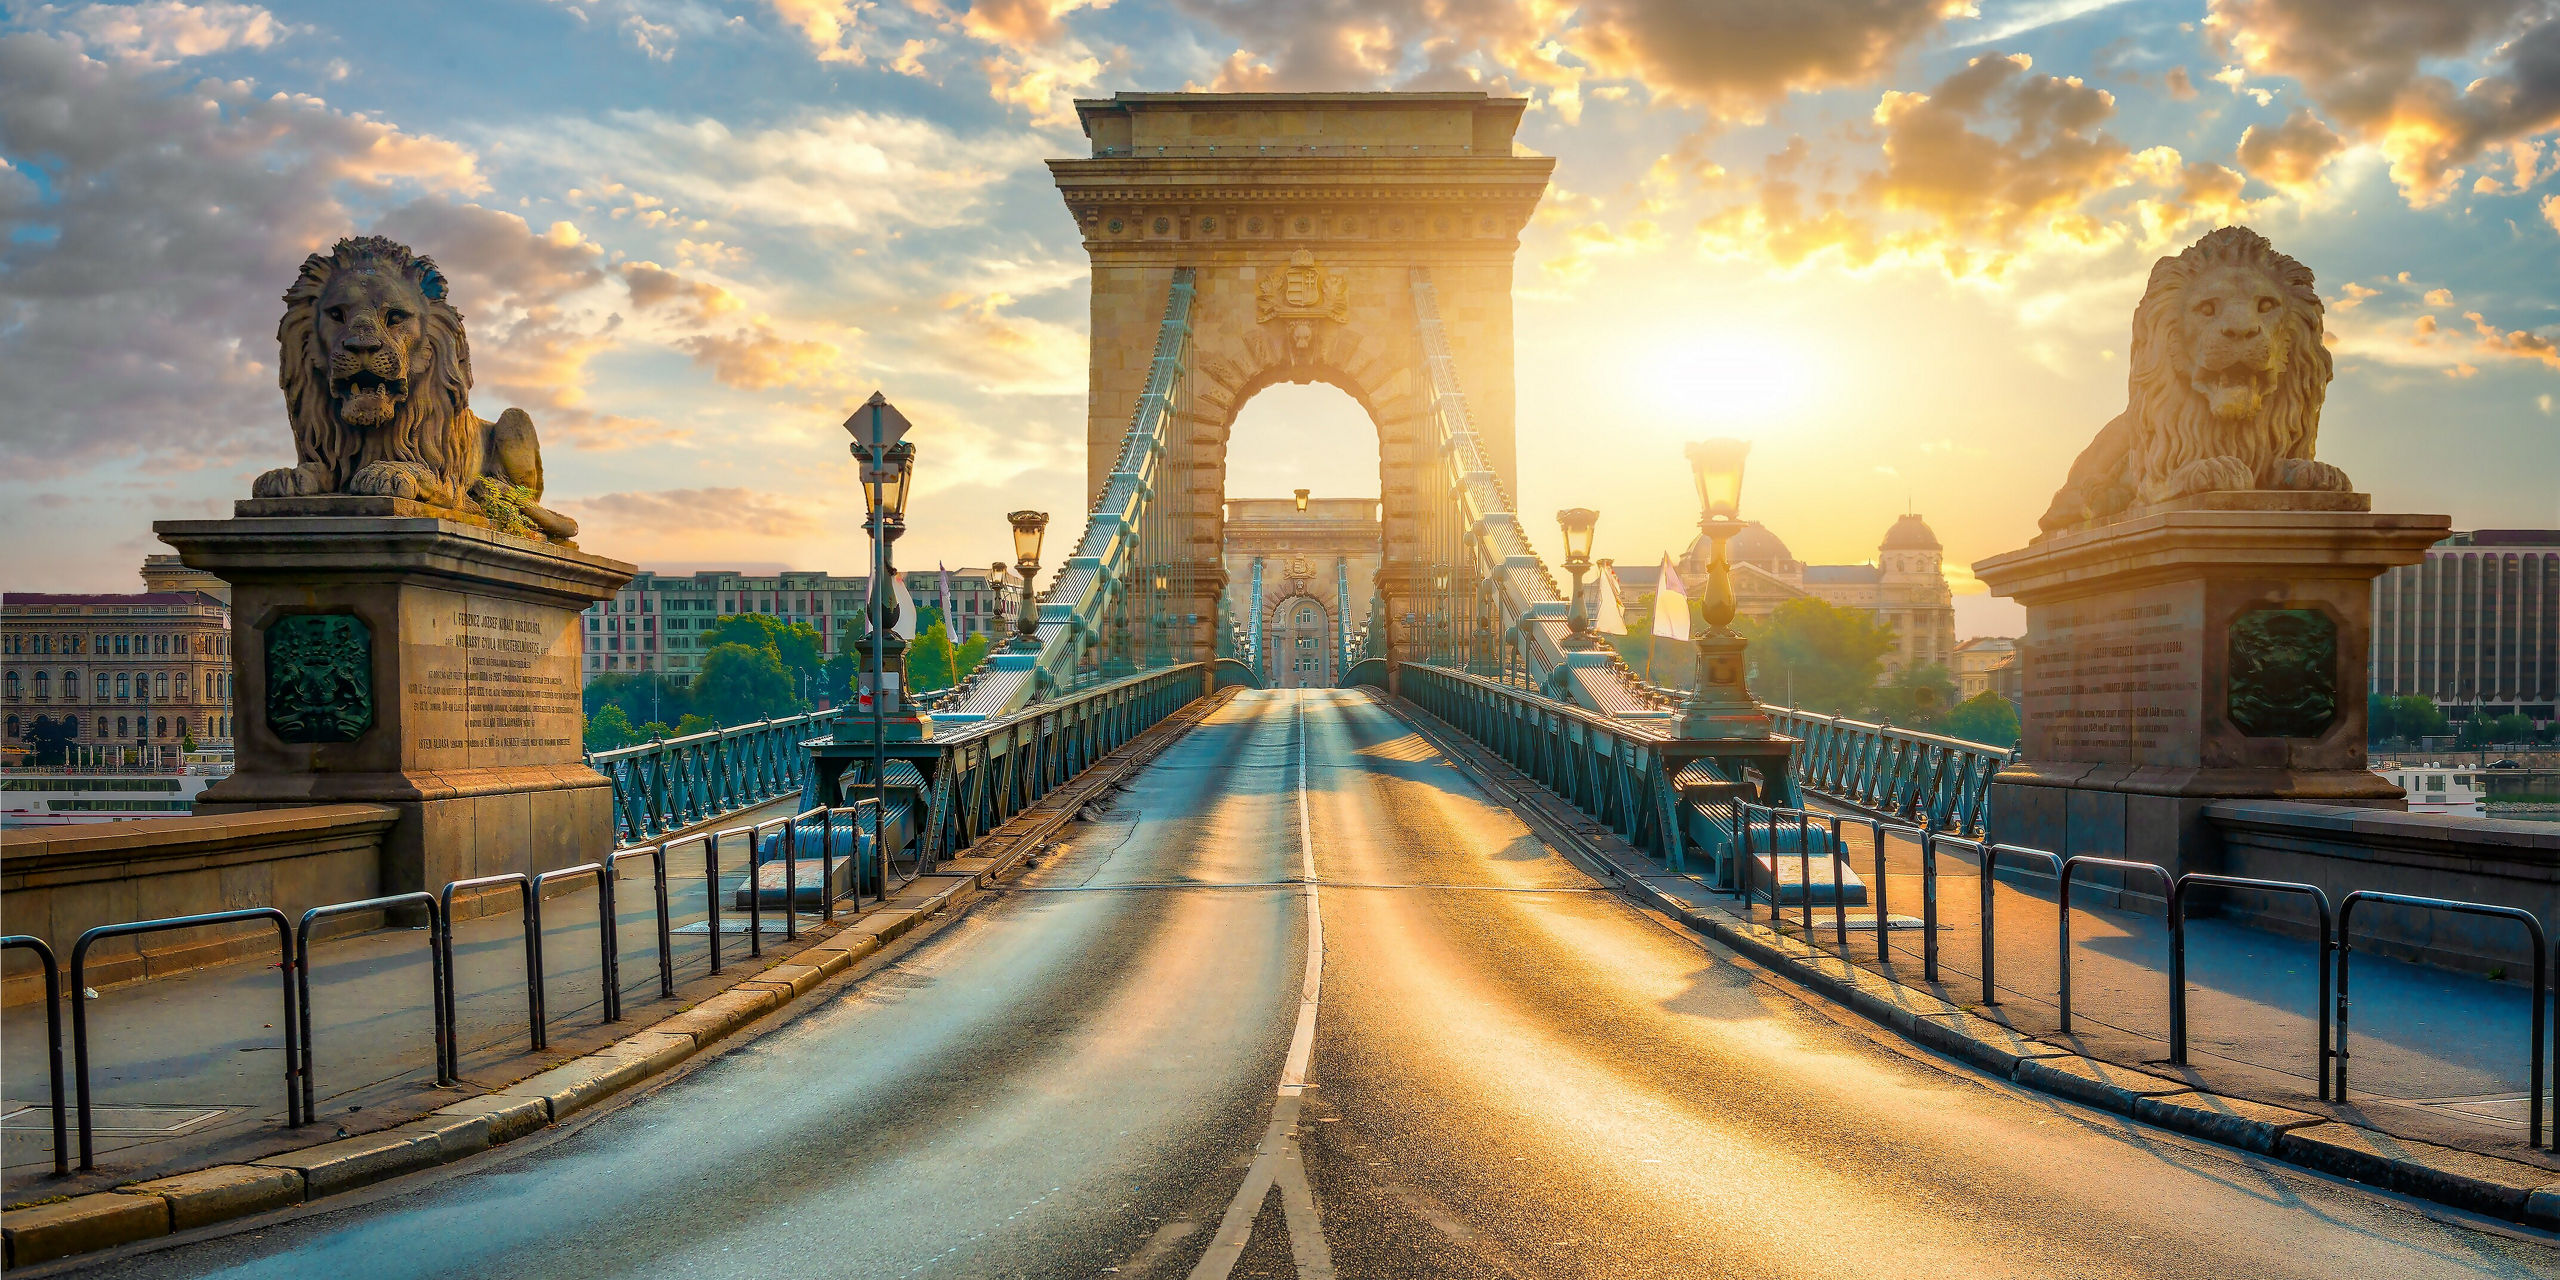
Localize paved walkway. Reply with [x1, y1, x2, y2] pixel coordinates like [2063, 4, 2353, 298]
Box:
[1, 795, 821, 1191]
[1710, 804, 2553, 1166]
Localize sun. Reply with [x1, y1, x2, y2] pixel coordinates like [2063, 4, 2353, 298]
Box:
[1637, 329, 1818, 425]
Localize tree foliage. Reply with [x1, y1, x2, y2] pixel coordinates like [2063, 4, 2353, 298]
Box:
[585, 703, 639, 753]
[2367, 693, 2449, 743]
[954, 632, 991, 683]
[704, 614, 826, 692]
[906, 613, 959, 693]
[1869, 662, 1960, 729]
[1939, 691, 2021, 749]
[1738, 598, 1895, 714]
[694, 642, 802, 725]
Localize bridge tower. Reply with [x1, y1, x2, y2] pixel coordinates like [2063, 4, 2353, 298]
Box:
[1050, 93, 1553, 667]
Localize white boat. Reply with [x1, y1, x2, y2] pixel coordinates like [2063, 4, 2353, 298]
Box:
[0, 768, 227, 827]
[2371, 763, 2489, 818]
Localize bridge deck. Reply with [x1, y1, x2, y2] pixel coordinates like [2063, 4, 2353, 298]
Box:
[81, 688, 2553, 1278]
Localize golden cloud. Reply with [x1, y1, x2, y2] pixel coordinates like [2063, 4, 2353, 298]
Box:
[2235, 107, 2347, 192]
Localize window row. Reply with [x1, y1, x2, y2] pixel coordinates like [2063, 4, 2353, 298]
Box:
[3, 670, 228, 701]
[3, 712, 232, 740]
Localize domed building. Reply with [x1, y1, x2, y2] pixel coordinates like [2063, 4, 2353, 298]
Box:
[1607, 513, 1957, 685]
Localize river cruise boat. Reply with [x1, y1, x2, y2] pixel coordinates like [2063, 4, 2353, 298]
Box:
[0, 765, 228, 827]
[2371, 763, 2489, 818]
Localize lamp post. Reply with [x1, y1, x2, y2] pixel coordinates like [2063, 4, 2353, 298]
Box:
[1556, 508, 1600, 649]
[1007, 510, 1048, 652]
[1678, 439, 1773, 740]
[1294, 488, 1310, 513]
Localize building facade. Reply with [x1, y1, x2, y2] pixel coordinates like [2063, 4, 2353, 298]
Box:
[1220, 498, 1384, 689]
[582, 566, 1017, 677]
[1605, 514, 1960, 682]
[3, 590, 235, 762]
[2371, 529, 2559, 725]
[1954, 636, 2019, 700]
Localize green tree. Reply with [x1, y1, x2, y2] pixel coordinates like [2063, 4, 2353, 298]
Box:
[1738, 598, 1896, 714]
[1868, 662, 1959, 728]
[694, 641, 802, 724]
[906, 616, 959, 692]
[1939, 691, 2021, 749]
[2374, 694, 2448, 742]
[953, 632, 991, 683]
[2461, 712, 2537, 747]
[704, 613, 825, 689]
[674, 713, 716, 737]
[584, 703, 639, 753]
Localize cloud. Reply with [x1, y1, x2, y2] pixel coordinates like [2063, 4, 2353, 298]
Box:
[2465, 309, 2560, 368]
[2164, 64, 2198, 99]
[1570, 0, 1974, 118]
[677, 319, 846, 390]
[960, 0, 1113, 44]
[59, 1, 291, 63]
[0, 32, 483, 470]
[765, 0, 870, 63]
[495, 109, 1048, 237]
[914, 292, 1087, 395]
[2336, 281, 2380, 308]
[2209, 0, 2560, 205]
[2235, 107, 2348, 191]
[980, 44, 1102, 126]
[564, 486, 820, 537]
[2544, 191, 2560, 233]
[619, 260, 746, 324]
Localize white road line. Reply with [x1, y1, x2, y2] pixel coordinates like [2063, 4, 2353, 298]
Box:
[1189, 690, 1334, 1280]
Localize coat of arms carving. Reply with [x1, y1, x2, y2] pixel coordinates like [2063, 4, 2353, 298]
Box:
[1257, 250, 1350, 325]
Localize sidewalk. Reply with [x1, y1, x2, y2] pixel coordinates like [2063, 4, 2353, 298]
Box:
[1796, 811, 2552, 1166]
[2, 794, 811, 1194]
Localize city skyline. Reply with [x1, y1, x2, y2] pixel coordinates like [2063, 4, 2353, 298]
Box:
[6, 1, 2557, 609]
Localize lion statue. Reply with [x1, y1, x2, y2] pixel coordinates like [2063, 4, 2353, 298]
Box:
[2037, 226, 2354, 534]
[252, 235, 578, 543]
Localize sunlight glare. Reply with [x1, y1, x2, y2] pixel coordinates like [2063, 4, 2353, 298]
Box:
[1638, 329, 1818, 427]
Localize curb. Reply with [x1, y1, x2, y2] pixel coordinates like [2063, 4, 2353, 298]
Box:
[1386, 694, 2560, 1234]
[0, 688, 1233, 1271]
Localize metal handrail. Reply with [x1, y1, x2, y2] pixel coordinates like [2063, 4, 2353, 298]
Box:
[2168, 874, 2333, 1096]
[1977, 841, 2064, 1006]
[3, 935, 68, 1175]
[605, 844, 676, 1002]
[532, 863, 619, 1027]
[71, 908, 300, 1169]
[2058, 855, 2176, 1034]
[438, 873, 540, 1053]
[2335, 891, 2547, 1148]
[297, 893, 449, 1122]
[751, 816, 799, 941]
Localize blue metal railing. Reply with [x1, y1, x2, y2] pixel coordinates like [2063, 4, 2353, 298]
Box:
[1761, 704, 2010, 838]
[590, 708, 846, 844]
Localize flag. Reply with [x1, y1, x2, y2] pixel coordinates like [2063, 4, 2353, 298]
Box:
[1650, 556, 1691, 642]
[892, 575, 918, 639]
[936, 563, 953, 633]
[1595, 565, 1628, 636]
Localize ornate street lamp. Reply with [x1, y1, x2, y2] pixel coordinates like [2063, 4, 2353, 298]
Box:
[1679, 439, 1772, 740]
[1007, 510, 1048, 652]
[1294, 488, 1311, 513]
[1556, 508, 1600, 650]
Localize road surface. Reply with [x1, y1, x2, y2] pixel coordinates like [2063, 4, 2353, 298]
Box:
[103, 689, 2559, 1278]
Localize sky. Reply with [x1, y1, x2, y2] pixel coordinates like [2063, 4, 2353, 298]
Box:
[5, 0, 2558, 641]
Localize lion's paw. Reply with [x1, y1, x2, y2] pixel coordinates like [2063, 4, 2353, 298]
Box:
[349, 461, 434, 501]
[252, 465, 320, 498]
[2159, 456, 2256, 500]
[2263, 457, 2355, 493]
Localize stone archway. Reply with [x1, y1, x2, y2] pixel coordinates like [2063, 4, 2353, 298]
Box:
[1264, 590, 1335, 688]
[1052, 91, 1553, 660]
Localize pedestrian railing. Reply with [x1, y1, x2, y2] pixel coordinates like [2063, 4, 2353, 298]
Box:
[591, 707, 845, 844]
[2168, 876, 2332, 1096]
[1760, 705, 2009, 839]
[2335, 892, 2546, 1147]
[297, 893, 451, 1122]
[2057, 856, 2177, 1035]
[70, 909, 301, 1170]
[532, 863, 620, 1027]
[3, 934, 68, 1175]
[440, 873, 542, 1052]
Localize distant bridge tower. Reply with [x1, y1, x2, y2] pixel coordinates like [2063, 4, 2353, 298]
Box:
[1049, 92, 1553, 665]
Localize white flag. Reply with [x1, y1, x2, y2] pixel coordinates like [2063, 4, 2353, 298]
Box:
[1595, 566, 1629, 636]
[936, 563, 953, 631]
[1650, 556, 1691, 642]
[892, 575, 918, 640]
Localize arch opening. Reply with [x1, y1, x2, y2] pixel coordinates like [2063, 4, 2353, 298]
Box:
[1217, 381, 1385, 686]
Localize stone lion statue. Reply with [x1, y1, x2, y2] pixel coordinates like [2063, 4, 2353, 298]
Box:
[2037, 226, 2354, 534]
[252, 235, 578, 543]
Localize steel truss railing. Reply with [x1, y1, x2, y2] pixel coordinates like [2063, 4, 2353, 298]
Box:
[1399, 664, 1776, 874]
[1760, 704, 2009, 838]
[591, 707, 846, 844]
[909, 664, 1205, 865]
[940, 272, 1201, 718]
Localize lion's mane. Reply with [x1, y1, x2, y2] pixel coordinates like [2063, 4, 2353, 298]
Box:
[2124, 226, 2331, 502]
[276, 236, 483, 498]
[2038, 226, 2341, 533]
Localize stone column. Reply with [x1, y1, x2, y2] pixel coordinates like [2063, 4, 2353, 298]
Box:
[157, 497, 634, 898]
[1973, 494, 2446, 875]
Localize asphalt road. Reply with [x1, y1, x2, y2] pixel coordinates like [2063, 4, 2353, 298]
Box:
[102, 689, 2560, 1279]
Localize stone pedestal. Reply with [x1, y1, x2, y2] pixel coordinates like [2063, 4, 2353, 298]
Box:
[1971, 494, 2447, 875]
[155, 498, 634, 898]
